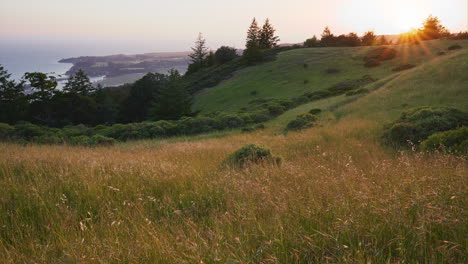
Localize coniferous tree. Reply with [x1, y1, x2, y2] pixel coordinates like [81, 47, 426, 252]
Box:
[243, 18, 263, 64]
[420, 15, 449, 40]
[22, 72, 58, 124]
[187, 33, 209, 74]
[120, 72, 167, 123]
[0, 65, 27, 123]
[23, 72, 57, 101]
[63, 69, 96, 95]
[320, 26, 335, 46]
[378, 35, 389, 45]
[149, 70, 193, 121]
[361, 31, 377, 46]
[259, 18, 280, 49]
[304, 35, 319, 47]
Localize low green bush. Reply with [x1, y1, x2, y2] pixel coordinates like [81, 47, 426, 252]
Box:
[346, 88, 369, 96]
[89, 135, 116, 146]
[309, 108, 322, 115]
[448, 44, 463, 51]
[421, 127, 468, 155]
[286, 113, 317, 131]
[364, 47, 397, 61]
[392, 64, 415, 72]
[325, 68, 340, 74]
[70, 135, 92, 146]
[364, 59, 381, 68]
[223, 144, 281, 168]
[0, 123, 14, 140]
[383, 107, 468, 147]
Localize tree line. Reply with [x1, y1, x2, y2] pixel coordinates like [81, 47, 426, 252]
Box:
[0, 67, 193, 126]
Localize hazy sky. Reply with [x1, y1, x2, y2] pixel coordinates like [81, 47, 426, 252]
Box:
[1, 0, 467, 52]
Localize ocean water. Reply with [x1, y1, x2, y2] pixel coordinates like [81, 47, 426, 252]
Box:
[0, 38, 170, 82]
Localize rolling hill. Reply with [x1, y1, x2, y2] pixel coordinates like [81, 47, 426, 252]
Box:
[194, 39, 467, 114]
[1, 39, 467, 263]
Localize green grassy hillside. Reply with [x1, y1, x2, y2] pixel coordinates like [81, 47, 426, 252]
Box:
[194, 39, 467, 114]
[269, 47, 468, 130]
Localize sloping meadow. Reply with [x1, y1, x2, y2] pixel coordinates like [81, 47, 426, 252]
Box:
[0, 117, 466, 263]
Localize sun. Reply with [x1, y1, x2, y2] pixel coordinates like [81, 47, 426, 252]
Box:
[392, 6, 426, 33]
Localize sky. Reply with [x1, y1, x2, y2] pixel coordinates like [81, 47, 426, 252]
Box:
[1, 0, 467, 52]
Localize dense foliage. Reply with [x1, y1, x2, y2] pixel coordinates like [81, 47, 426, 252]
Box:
[223, 144, 281, 168]
[382, 106, 468, 147]
[420, 126, 468, 155]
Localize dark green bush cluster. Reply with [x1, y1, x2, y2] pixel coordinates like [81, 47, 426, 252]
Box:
[447, 44, 463, 51]
[241, 123, 266, 133]
[327, 75, 376, 95]
[309, 108, 322, 115]
[223, 144, 281, 168]
[0, 123, 116, 146]
[421, 126, 467, 156]
[325, 68, 340, 74]
[364, 47, 398, 61]
[286, 113, 317, 131]
[346, 88, 369, 96]
[392, 64, 416, 72]
[70, 134, 116, 146]
[363, 47, 397, 67]
[383, 107, 468, 147]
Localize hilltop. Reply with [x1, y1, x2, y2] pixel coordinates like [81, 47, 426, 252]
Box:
[193, 39, 467, 114]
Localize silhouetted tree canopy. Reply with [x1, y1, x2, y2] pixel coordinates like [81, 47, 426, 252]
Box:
[63, 69, 96, 95]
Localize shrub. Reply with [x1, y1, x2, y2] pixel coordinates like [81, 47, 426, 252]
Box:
[421, 127, 468, 155]
[392, 64, 415, 72]
[309, 108, 322, 115]
[286, 114, 317, 131]
[328, 75, 376, 94]
[383, 107, 468, 147]
[304, 90, 332, 100]
[265, 103, 286, 116]
[241, 123, 266, 133]
[364, 59, 381, 68]
[346, 88, 369, 96]
[241, 127, 255, 133]
[325, 68, 340, 74]
[89, 135, 116, 146]
[70, 135, 92, 146]
[254, 123, 265, 130]
[31, 135, 64, 144]
[178, 116, 216, 134]
[364, 47, 397, 61]
[0, 123, 14, 140]
[224, 114, 246, 129]
[448, 44, 463, 51]
[13, 123, 48, 140]
[247, 110, 271, 123]
[223, 144, 281, 168]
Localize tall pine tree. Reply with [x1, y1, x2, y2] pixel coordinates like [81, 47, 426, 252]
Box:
[63, 69, 96, 95]
[187, 33, 209, 74]
[259, 18, 280, 49]
[243, 18, 262, 64]
[0, 65, 27, 124]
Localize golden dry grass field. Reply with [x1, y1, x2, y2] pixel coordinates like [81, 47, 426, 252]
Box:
[1, 116, 466, 263]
